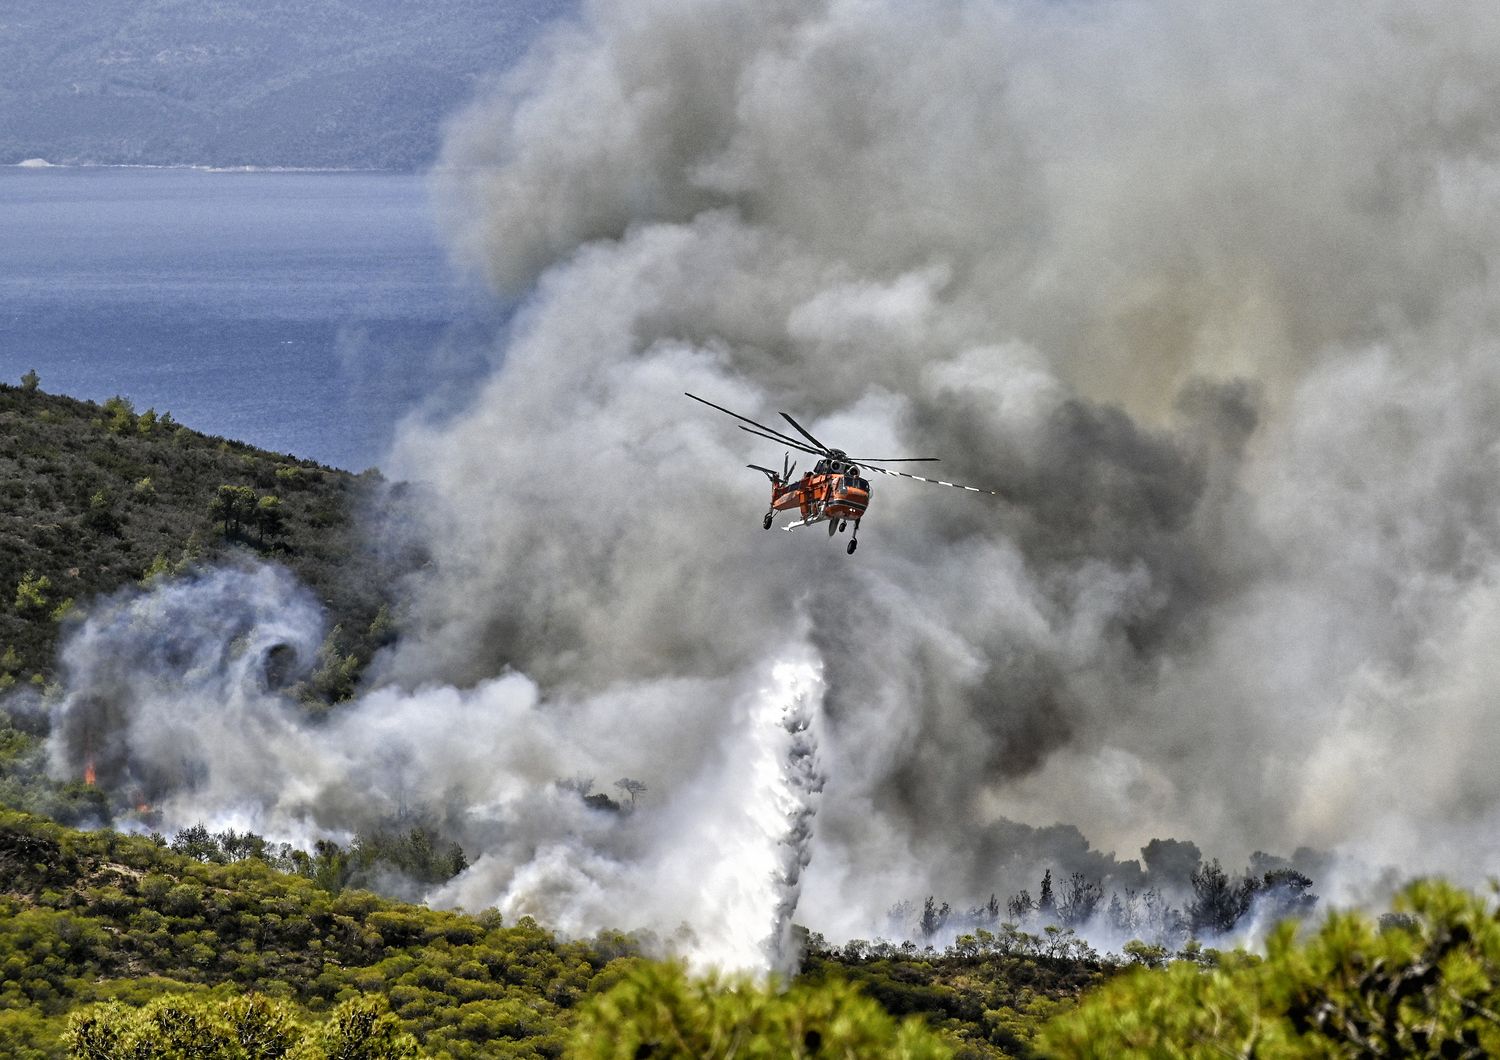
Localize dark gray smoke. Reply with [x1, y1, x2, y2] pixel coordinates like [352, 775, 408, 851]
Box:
[44, 0, 1500, 963]
[414, 0, 1500, 924]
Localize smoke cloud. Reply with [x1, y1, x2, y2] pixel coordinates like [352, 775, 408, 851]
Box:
[50, 566, 828, 970]
[44, 0, 1500, 963]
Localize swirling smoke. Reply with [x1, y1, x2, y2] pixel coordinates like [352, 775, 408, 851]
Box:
[46, 0, 1500, 963]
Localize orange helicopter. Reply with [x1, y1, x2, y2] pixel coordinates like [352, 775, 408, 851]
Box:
[686, 392, 999, 554]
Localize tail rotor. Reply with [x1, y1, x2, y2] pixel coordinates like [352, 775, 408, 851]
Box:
[750, 453, 798, 487]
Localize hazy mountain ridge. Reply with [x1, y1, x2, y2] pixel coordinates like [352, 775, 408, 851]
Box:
[0, 0, 567, 170]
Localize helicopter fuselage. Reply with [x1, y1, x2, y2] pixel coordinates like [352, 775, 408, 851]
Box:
[772, 472, 871, 522]
[770, 457, 871, 529]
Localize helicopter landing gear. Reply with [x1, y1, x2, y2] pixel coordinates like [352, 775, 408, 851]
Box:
[846, 521, 860, 555]
[762, 512, 774, 530]
[839, 520, 847, 532]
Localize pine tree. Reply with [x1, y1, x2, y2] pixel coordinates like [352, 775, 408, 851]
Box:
[1038, 869, 1056, 919]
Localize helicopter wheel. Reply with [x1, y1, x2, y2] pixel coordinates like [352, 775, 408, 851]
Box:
[762, 512, 774, 530]
[839, 520, 847, 532]
[846, 539, 858, 555]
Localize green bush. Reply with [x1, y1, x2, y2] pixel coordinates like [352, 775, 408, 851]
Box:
[64, 993, 416, 1059]
[1040, 880, 1500, 1058]
[570, 961, 955, 1059]
[14, 571, 50, 614]
[101, 396, 135, 435]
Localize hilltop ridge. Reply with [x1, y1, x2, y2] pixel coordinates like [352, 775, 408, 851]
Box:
[0, 0, 567, 170]
[0, 379, 414, 693]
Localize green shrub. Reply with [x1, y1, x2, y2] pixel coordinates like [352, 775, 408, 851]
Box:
[63, 992, 416, 1060]
[570, 962, 954, 1059]
[14, 571, 50, 614]
[102, 396, 135, 435]
[1040, 880, 1500, 1058]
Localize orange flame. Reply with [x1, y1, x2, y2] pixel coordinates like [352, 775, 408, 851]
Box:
[83, 759, 96, 786]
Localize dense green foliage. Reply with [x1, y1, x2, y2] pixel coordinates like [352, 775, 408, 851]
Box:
[0, 810, 1085, 1058]
[802, 935, 1113, 1059]
[569, 962, 954, 1059]
[167, 822, 469, 899]
[66, 993, 418, 1059]
[0, 810, 631, 1058]
[1041, 880, 1500, 1057]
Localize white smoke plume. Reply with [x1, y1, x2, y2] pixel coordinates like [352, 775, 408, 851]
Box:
[43, 0, 1500, 963]
[417, 0, 1500, 913]
[50, 567, 828, 970]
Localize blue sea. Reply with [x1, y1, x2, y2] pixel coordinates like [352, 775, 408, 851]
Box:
[0, 167, 504, 470]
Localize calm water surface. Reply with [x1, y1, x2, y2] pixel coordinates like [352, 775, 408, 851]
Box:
[0, 167, 500, 470]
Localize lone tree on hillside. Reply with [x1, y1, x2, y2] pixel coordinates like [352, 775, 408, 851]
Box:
[254, 494, 286, 545]
[21, 368, 39, 392]
[103, 394, 136, 433]
[918, 896, 951, 940]
[208, 484, 260, 538]
[614, 778, 647, 808]
[1257, 868, 1318, 924]
[1188, 859, 1255, 936]
[1059, 872, 1104, 928]
[1038, 869, 1057, 919]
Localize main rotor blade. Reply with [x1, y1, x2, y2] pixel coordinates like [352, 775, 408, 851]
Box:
[737, 425, 823, 457]
[843, 455, 940, 463]
[862, 464, 1002, 496]
[746, 464, 780, 476]
[684, 392, 812, 450]
[779, 411, 831, 453]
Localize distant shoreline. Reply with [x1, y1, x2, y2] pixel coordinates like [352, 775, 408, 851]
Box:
[9, 158, 398, 174]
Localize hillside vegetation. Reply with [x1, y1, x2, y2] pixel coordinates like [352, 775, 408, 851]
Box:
[0, 378, 413, 694]
[0, 810, 959, 1059]
[7, 809, 1500, 1059]
[0, 377, 421, 830]
[8, 378, 1500, 1057]
[0, 807, 624, 1058]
